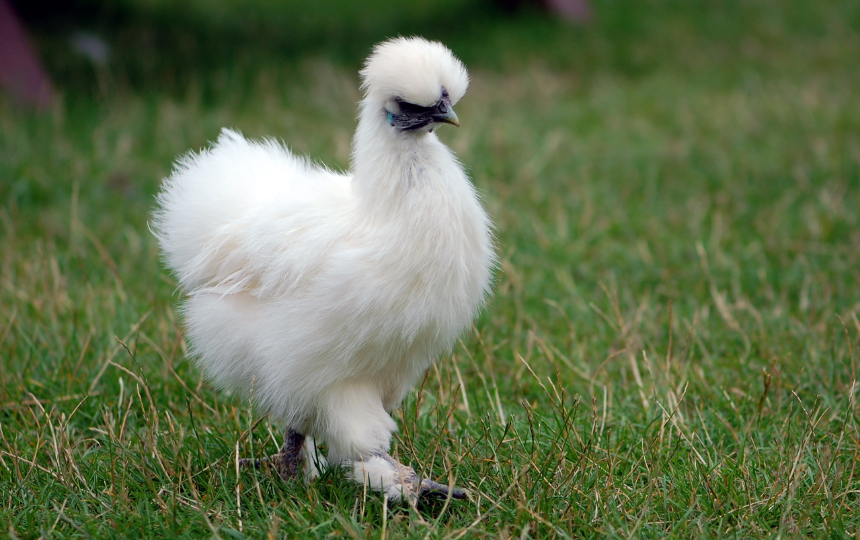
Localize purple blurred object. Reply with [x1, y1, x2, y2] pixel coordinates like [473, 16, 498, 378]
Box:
[496, 0, 592, 22]
[0, 0, 53, 110]
[545, 0, 591, 22]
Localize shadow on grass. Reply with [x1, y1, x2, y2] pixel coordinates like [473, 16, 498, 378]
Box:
[16, 0, 858, 102]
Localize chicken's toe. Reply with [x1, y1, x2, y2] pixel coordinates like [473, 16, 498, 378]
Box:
[417, 478, 468, 500]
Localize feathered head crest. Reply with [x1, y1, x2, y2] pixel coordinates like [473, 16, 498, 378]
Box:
[360, 37, 469, 106]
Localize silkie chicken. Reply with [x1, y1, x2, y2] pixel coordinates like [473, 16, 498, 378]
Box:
[153, 37, 494, 502]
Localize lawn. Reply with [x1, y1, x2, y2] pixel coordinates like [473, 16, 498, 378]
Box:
[2, 0, 859, 537]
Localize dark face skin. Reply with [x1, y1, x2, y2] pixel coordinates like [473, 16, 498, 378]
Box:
[386, 87, 459, 132]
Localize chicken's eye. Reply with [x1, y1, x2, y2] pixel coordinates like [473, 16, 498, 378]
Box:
[395, 98, 433, 116]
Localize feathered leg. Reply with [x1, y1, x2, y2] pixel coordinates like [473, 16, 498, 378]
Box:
[239, 428, 306, 481]
[325, 382, 467, 502]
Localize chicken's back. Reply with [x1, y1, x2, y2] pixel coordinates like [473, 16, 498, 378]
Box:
[153, 129, 351, 295]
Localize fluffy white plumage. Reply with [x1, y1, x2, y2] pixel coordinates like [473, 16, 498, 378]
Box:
[153, 37, 493, 500]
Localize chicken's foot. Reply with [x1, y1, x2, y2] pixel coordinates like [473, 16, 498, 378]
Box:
[238, 427, 305, 481]
[351, 452, 467, 502]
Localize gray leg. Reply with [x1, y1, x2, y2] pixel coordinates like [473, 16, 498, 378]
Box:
[238, 428, 305, 481]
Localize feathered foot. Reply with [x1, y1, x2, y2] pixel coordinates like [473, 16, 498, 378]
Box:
[350, 453, 467, 503]
[238, 428, 305, 481]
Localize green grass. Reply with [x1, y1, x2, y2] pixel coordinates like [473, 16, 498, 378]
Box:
[2, 0, 860, 537]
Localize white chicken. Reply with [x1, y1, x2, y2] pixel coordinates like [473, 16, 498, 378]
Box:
[153, 37, 494, 501]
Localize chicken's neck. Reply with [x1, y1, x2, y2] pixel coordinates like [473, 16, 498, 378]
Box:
[350, 107, 463, 217]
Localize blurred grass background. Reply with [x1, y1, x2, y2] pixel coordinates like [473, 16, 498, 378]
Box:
[2, 0, 859, 538]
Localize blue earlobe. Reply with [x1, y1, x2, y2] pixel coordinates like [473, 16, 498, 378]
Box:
[387, 111, 395, 126]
